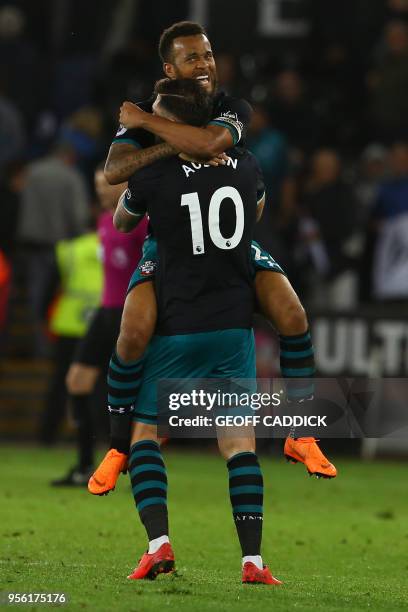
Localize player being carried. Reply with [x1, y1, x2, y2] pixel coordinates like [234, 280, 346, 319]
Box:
[89, 21, 336, 497]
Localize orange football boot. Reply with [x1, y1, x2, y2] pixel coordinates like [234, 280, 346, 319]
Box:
[242, 562, 282, 585]
[88, 449, 128, 495]
[284, 437, 337, 479]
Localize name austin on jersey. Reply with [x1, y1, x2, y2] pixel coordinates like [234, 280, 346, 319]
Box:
[182, 156, 238, 178]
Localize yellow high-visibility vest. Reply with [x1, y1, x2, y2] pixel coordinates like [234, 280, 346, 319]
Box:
[50, 232, 102, 337]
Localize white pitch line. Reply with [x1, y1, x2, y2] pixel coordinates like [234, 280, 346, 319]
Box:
[0, 559, 99, 569]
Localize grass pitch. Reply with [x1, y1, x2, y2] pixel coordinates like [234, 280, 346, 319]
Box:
[1, 446, 408, 612]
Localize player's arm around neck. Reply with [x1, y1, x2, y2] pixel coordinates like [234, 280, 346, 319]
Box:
[104, 142, 176, 185]
[122, 104, 233, 160]
[113, 189, 146, 232]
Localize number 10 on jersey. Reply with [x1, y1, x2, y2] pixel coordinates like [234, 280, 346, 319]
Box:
[181, 186, 244, 254]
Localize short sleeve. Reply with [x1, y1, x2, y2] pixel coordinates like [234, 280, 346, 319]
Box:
[112, 125, 144, 148]
[209, 96, 252, 145]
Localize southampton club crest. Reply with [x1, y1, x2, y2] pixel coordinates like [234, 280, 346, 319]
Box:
[139, 259, 157, 276]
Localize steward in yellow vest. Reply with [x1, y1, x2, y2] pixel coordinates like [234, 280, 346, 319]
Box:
[50, 232, 102, 337]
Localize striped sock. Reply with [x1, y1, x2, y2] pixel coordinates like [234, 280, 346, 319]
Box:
[279, 329, 316, 437]
[107, 350, 143, 453]
[129, 440, 168, 541]
[227, 452, 263, 557]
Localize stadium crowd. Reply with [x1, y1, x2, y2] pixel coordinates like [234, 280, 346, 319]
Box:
[0, 0, 408, 440]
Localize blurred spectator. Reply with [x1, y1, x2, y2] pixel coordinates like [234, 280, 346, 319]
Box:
[0, 80, 25, 175]
[0, 159, 26, 352]
[51, 166, 147, 484]
[0, 5, 46, 129]
[300, 149, 358, 310]
[18, 142, 89, 356]
[371, 142, 408, 301]
[99, 39, 157, 128]
[248, 102, 296, 272]
[355, 144, 389, 215]
[369, 20, 408, 141]
[268, 70, 320, 157]
[311, 42, 366, 151]
[248, 103, 291, 211]
[388, 0, 408, 21]
[0, 248, 11, 337]
[0, 5, 25, 39]
[60, 106, 105, 185]
[355, 145, 389, 302]
[0, 159, 26, 256]
[310, 0, 383, 54]
[39, 226, 103, 445]
[52, 57, 98, 120]
[215, 53, 240, 96]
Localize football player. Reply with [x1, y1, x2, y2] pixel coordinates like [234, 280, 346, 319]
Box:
[112, 78, 280, 584]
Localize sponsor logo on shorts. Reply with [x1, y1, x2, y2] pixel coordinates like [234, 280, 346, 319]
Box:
[139, 260, 157, 276]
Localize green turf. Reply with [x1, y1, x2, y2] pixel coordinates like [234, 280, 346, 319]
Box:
[1, 446, 408, 612]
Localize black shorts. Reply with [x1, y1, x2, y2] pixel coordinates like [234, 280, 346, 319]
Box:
[73, 306, 123, 369]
